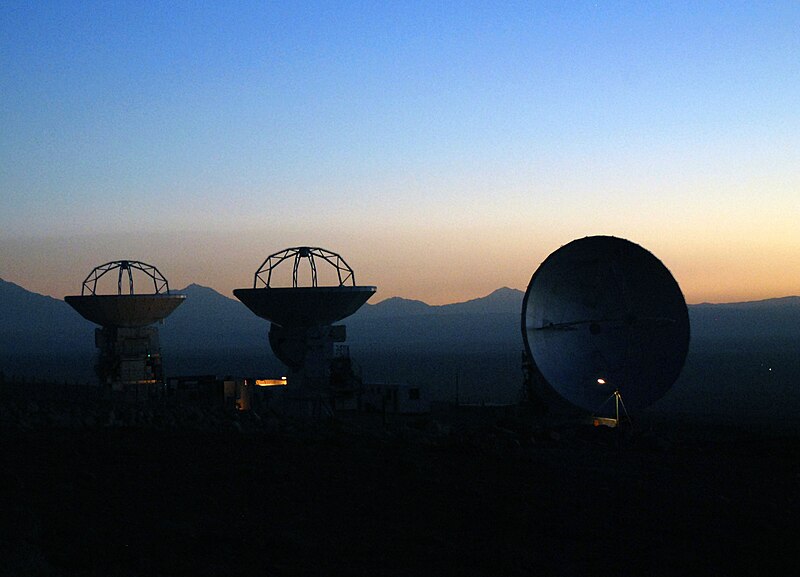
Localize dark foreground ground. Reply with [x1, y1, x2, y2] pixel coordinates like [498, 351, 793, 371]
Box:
[1, 407, 799, 577]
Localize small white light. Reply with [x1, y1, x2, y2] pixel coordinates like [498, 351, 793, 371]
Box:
[597, 378, 606, 385]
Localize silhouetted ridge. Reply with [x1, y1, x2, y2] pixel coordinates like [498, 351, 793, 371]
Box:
[690, 296, 800, 340]
[177, 283, 219, 293]
[1, 277, 60, 304]
[356, 288, 525, 319]
[694, 296, 800, 308]
[173, 283, 239, 303]
[438, 287, 524, 315]
[359, 297, 432, 317]
[162, 285, 265, 351]
[0, 278, 85, 330]
[4, 277, 800, 406]
[0, 278, 94, 374]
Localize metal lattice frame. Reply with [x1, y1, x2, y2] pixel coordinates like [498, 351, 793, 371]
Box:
[253, 247, 356, 288]
[81, 260, 171, 295]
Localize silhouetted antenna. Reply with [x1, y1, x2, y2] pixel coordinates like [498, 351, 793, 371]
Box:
[65, 259, 185, 393]
[238, 247, 372, 328]
[235, 246, 375, 417]
[521, 236, 690, 420]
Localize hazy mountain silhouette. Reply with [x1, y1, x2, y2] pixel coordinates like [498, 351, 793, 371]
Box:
[356, 287, 523, 318]
[6, 278, 798, 359]
[690, 297, 800, 341]
[0, 278, 95, 380]
[3, 278, 800, 426]
[356, 296, 433, 317]
[346, 287, 522, 354]
[161, 284, 266, 350]
[0, 278, 94, 351]
[157, 284, 283, 377]
[0, 278, 92, 346]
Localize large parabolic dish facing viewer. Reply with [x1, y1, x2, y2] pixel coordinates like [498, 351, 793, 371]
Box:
[521, 236, 690, 414]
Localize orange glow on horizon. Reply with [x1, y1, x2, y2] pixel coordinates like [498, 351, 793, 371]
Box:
[3, 227, 798, 307]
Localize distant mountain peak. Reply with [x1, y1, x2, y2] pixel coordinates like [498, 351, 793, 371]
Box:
[171, 284, 241, 306]
[483, 286, 525, 300]
[434, 287, 523, 315]
[492, 286, 521, 294]
[359, 296, 432, 317]
[175, 283, 231, 296]
[177, 283, 215, 292]
[375, 296, 429, 307]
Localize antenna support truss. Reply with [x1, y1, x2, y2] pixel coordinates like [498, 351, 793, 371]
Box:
[253, 247, 356, 288]
[81, 260, 171, 296]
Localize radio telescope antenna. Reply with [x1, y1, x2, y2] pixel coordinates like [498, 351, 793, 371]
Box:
[521, 236, 690, 423]
[234, 246, 376, 417]
[65, 260, 185, 398]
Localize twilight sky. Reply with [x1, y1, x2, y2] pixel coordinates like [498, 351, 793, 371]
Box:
[2, 1, 799, 305]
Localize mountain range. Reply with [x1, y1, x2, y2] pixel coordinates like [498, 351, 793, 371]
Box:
[2, 277, 800, 426]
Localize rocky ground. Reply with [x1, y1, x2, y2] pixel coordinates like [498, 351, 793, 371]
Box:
[1, 394, 799, 576]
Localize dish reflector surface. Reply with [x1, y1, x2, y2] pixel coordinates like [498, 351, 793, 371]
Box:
[65, 259, 184, 327]
[522, 236, 689, 413]
[65, 294, 186, 328]
[233, 286, 376, 328]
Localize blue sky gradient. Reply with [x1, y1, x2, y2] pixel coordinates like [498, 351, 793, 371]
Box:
[2, 1, 799, 303]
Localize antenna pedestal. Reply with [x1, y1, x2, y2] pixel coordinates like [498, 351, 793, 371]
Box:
[234, 247, 375, 418]
[268, 323, 359, 417]
[94, 326, 165, 401]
